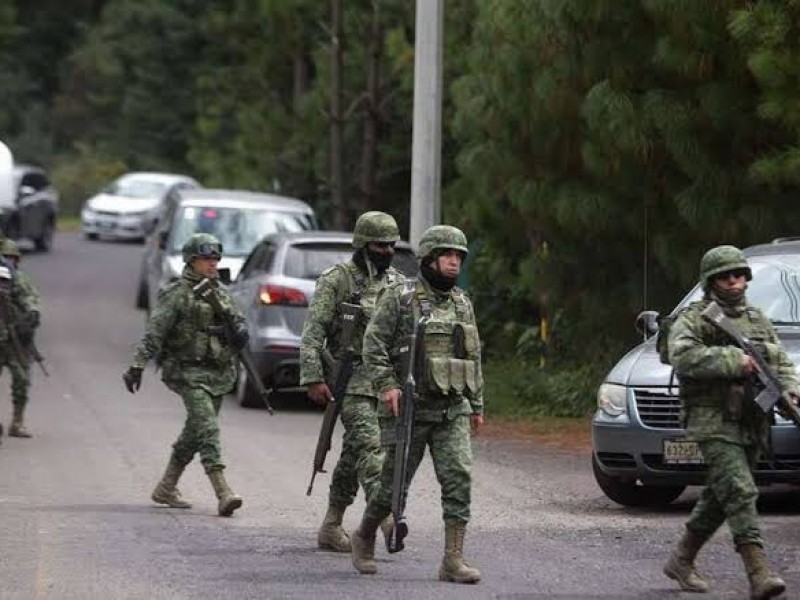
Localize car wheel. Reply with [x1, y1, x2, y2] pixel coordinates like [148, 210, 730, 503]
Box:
[135, 276, 149, 310]
[591, 454, 686, 507]
[236, 369, 266, 409]
[85, 232, 99, 241]
[34, 218, 54, 252]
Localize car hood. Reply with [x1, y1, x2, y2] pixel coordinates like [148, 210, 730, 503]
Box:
[606, 328, 800, 386]
[87, 193, 160, 214]
[165, 255, 245, 283]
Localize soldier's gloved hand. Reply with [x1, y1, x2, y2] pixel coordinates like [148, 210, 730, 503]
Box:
[230, 327, 249, 351]
[123, 367, 143, 394]
[25, 310, 40, 329]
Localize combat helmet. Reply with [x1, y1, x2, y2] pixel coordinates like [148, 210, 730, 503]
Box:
[0, 239, 20, 259]
[352, 211, 400, 249]
[700, 245, 751, 288]
[182, 233, 223, 263]
[418, 225, 469, 262]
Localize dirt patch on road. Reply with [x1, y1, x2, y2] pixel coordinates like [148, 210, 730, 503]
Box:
[479, 417, 592, 454]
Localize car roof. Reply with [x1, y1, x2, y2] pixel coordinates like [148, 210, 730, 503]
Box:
[116, 171, 198, 185]
[176, 189, 314, 213]
[745, 239, 800, 257]
[258, 230, 413, 250]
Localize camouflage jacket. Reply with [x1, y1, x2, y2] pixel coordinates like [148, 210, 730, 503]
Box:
[669, 295, 799, 446]
[130, 266, 245, 396]
[299, 259, 402, 397]
[0, 268, 40, 344]
[363, 274, 484, 421]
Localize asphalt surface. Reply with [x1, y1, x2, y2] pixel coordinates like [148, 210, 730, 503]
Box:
[1, 232, 800, 599]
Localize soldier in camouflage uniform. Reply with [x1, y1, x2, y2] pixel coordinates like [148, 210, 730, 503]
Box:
[0, 239, 41, 439]
[300, 211, 402, 552]
[123, 233, 248, 517]
[350, 225, 483, 584]
[663, 245, 797, 600]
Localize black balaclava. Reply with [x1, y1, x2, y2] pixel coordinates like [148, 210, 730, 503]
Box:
[353, 248, 392, 274]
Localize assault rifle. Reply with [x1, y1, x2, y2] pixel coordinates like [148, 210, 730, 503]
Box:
[701, 301, 800, 428]
[193, 278, 274, 414]
[306, 301, 362, 496]
[388, 312, 427, 554]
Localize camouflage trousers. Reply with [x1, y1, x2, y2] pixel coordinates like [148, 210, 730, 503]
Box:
[687, 440, 762, 547]
[366, 414, 472, 523]
[0, 348, 30, 408]
[329, 394, 384, 509]
[169, 386, 225, 474]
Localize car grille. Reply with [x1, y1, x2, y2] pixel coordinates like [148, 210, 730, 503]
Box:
[634, 388, 681, 429]
[95, 210, 120, 217]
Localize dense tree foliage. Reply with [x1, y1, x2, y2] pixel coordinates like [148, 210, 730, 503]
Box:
[4, 1, 800, 413]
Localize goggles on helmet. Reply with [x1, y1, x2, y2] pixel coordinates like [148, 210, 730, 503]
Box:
[193, 243, 223, 258]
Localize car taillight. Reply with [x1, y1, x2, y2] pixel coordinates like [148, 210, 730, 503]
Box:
[258, 284, 307, 306]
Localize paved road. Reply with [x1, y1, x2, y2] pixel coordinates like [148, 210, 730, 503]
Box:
[1, 233, 800, 599]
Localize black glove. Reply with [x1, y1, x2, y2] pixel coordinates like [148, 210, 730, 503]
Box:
[230, 327, 249, 351]
[25, 310, 40, 329]
[123, 367, 143, 394]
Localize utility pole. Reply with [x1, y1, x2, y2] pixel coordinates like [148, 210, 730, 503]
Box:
[408, 0, 443, 248]
[330, 0, 346, 229]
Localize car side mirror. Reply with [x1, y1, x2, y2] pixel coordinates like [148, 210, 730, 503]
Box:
[635, 310, 660, 338]
[18, 185, 35, 199]
[218, 268, 231, 285]
[157, 230, 168, 250]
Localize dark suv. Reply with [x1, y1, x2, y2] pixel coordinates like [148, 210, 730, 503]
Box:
[228, 231, 417, 407]
[592, 239, 800, 507]
[2, 165, 59, 251]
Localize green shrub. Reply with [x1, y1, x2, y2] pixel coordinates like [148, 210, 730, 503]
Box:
[51, 144, 127, 216]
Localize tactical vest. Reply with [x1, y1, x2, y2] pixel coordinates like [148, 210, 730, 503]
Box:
[400, 280, 480, 398]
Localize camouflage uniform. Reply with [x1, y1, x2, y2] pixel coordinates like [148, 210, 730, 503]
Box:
[351, 225, 483, 584]
[124, 233, 246, 516]
[300, 211, 402, 552]
[0, 240, 40, 438]
[664, 245, 793, 598]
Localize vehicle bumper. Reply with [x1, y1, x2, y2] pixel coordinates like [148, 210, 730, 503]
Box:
[593, 413, 800, 486]
[249, 342, 302, 393]
[82, 214, 150, 239]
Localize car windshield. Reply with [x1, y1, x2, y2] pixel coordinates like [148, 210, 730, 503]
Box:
[676, 253, 800, 324]
[106, 178, 167, 199]
[171, 205, 314, 256]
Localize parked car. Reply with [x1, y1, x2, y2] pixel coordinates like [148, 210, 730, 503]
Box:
[592, 238, 800, 507]
[228, 231, 418, 408]
[1, 164, 59, 252]
[137, 189, 318, 312]
[81, 172, 200, 242]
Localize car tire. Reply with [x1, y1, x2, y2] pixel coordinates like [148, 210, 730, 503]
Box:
[85, 232, 99, 241]
[34, 218, 55, 252]
[591, 454, 686, 507]
[135, 276, 149, 310]
[236, 369, 267, 409]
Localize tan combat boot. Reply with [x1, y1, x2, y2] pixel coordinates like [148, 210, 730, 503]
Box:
[351, 514, 382, 575]
[439, 520, 481, 584]
[317, 505, 351, 552]
[738, 544, 786, 600]
[151, 458, 192, 509]
[8, 405, 31, 438]
[663, 528, 710, 592]
[208, 470, 243, 517]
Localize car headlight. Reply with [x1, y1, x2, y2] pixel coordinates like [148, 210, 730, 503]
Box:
[597, 383, 628, 417]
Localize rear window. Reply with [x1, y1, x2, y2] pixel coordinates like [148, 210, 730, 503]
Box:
[284, 243, 353, 279]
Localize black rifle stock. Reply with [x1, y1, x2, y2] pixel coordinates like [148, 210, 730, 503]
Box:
[25, 338, 48, 377]
[701, 301, 800, 428]
[193, 278, 274, 414]
[306, 301, 361, 495]
[388, 313, 426, 554]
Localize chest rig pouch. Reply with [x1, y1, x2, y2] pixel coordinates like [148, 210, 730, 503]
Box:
[164, 283, 228, 365]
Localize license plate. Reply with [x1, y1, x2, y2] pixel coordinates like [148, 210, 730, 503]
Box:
[663, 439, 704, 464]
[98, 220, 116, 230]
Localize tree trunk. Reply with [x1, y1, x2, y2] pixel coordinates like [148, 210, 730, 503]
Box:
[358, 1, 383, 215]
[330, 0, 346, 228]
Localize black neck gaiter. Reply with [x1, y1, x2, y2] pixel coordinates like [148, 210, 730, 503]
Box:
[421, 261, 456, 293]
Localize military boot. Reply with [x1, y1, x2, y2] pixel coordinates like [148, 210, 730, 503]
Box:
[208, 470, 243, 517]
[738, 544, 786, 600]
[663, 528, 710, 592]
[439, 520, 481, 584]
[380, 515, 394, 552]
[317, 505, 351, 552]
[351, 514, 382, 575]
[8, 405, 31, 438]
[151, 458, 192, 509]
